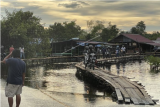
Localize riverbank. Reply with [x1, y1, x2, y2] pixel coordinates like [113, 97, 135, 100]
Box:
[0, 79, 65, 107]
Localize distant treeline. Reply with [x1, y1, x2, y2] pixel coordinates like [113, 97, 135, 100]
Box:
[1, 9, 160, 58]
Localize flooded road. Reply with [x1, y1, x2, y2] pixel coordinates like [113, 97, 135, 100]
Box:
[1, 60, 160, 107]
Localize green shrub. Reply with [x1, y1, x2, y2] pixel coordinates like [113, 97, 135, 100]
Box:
[145, 55, 160, 72]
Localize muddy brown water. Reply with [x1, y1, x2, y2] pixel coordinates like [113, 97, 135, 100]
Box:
[1, 60, 160, 107]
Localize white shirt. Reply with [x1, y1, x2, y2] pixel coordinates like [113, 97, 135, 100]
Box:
[20, 48, 24, 53]
[121, 47, 126, 51]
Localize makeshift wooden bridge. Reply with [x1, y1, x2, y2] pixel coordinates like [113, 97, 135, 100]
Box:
[97, 55, 145, 64]
[75, 61, 156, 105]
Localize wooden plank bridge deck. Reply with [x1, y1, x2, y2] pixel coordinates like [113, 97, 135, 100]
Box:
[6, 53, 158, 67]
[97, 55, 145, 64]
[75, 61, 155, 105]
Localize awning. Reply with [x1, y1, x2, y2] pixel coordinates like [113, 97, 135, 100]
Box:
[77, 42, 86, 46]
[95, 44, 102, 47]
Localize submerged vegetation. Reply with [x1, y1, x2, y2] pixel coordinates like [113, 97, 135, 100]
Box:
[145, 55, 160, 72]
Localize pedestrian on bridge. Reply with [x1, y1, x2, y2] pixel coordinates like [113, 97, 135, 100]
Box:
[105, 47, 109, 58]
[96, 47, 101, 59]
[101, 45, 106, 59]
[115, 45, 120, 57]
[121, 45, 126, 56]
[107, 46, 112, 58]
[20, 47, 25, 59]
[9, 45, 14, 53]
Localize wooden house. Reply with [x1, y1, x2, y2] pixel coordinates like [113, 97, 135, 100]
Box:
[108, 34, 160, 53]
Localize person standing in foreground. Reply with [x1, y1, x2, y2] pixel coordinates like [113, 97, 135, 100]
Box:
[9, 45, 14, 53]
[2, 49, 26, 107]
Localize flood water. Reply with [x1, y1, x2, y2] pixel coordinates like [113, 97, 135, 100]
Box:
[1, 60, 160, 107]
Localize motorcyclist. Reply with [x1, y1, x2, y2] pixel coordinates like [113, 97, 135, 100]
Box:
[83, 46, 89, 66]
[88, 45, 97, 69]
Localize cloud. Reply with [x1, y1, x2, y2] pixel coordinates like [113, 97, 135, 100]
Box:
[79, 1, 160, 17]
[1, 0, 160, 33]
[58, 1, 90, 8]
[1, 1, 11, 7]
[77, 1, 89, 5]
[58, 2, 81, 8]
[1, 1, 24, 9]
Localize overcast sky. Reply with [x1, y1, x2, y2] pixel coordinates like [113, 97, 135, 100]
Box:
[1, 0, 160, 33]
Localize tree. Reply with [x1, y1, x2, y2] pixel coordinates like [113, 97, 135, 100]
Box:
[136, 21, 146, 34]
[151, 31, 160, 40]
[85, 33, 93, 40]
[101, 22, 119, 42]
[119, 30, 130, 34]
[64, 21, 81, 39]
[130, 21, 146, 35]
[86, 20, 105, 41]
[101, 28, 109, 42]
[48, 22, 65, 41]
[1, 9, 51, 58]
[78, 29, 88, 40]
[48, 21, 82, 42]
[85, 21, 119, 42]
[86, 20, 94, 33]
[130, 27, 139, 34]
[145, 31, 160, 40]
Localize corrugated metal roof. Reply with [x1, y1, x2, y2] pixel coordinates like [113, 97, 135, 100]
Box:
[147, 43, 160, 47]
[156, 38, 160, 41]
[122, 34, 154, 43]
[77, 41, 102, 44]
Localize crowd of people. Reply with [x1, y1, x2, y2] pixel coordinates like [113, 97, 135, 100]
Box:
[83, 45, 97, 69]
[83, 44, 126, 69]
[115, 45, 126, 57]
[90, 45, 126, 59]
[8, 45, 25, 59]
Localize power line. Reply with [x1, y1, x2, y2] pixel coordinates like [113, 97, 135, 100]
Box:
[62, 35, 101, 53]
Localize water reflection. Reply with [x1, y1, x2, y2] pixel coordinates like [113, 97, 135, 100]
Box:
[107, 62, 126, 75]
[83, 84, 97, 103]
[1, 61, 160, 106]
[24, 67, 45, 89]
[105, 63, 111, 72]
[116, 62, 120, 75]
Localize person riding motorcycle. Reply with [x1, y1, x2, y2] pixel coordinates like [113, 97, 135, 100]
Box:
[83, 46, 89, 65]
[88, 45, 97, 69]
